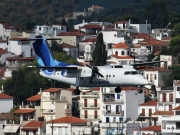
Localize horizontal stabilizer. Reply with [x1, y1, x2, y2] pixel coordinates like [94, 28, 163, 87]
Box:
[27, 66, 82, 71]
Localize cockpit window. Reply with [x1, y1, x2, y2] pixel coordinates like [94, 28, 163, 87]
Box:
[124, 71, 131, 75]
[124, 71, 138, 75]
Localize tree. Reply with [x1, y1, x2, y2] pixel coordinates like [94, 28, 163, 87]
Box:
[170, 23, 180, 37]
[92, 33, 107, 66]
[145, 0, 169, 28]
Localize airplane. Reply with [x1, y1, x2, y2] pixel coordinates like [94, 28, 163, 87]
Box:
[26, 36, 162, 95]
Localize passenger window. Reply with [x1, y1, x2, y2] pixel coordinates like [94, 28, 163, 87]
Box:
[131, 71, 138, 75]
[124, 71, 131, 75]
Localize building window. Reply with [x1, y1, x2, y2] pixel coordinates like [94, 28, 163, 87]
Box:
[114, 34, 116, 37]
[121, 51, 124, 55]
[146, 74, 148, 79]
[39, 27, 41, 30]
[115, 51, 118, 55]
[154, 74, 157, 80]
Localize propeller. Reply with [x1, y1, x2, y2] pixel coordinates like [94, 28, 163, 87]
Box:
[86, 64, 104, 83]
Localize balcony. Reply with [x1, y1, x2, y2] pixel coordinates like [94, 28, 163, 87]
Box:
[157, 98, 173, 103]
[103, 98, 124, 104]
[80, 115, 100, 120]
[103, 110, 124, 116]
[81, 94, 99, 98]
[64, 109, 71, 114]
[139, 113, 152, 118]
[41, 109, 55, 114]
[81, 103, 100, 109]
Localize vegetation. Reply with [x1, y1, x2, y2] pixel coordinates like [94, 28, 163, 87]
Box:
[92, 33, 107, 66]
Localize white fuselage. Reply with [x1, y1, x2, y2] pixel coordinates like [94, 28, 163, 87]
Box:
[39, 66, 149, 87]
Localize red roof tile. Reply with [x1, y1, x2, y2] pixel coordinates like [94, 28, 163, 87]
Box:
[133, 33, 149, 39]
[81, 24, 102, 29]
[48, 116, 87, 124]
[58, 32, 85, 36]
[60, 42, 76, 48]
[81, 38, 97, 42]
[26, 94, 41, 101]
[111, 55, 134, 59]
[141, 126, 161, 131]
[13, 109, 35, 114]
[152, 111, 173, 115]
[21, 121, 44, 130]
[139, 100, 157, 106]
[142, 67, 171, 72]
[72, 96, 80, 100]
[173, 106, 180, 110]
[113, 42, 129, 49]
[0, 93, 13, 99]
[115, 21, 128, 24]
[43, 88, 62, 92]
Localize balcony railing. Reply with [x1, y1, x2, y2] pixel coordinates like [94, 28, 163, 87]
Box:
[81, 94, 99, 98]
[157, 98, 173, 102]
[41, 109, 55, 114]
[103, 110, 124, 115]
[103, 98, 124, 103]
[81, 103, 100, 109]
[80, 115, 100, 120]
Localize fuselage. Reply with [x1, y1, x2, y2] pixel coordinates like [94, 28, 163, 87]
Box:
[39, 66, 149, 87]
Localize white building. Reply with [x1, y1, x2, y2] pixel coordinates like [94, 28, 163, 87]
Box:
[0, 22, 19, 40]
[60, 42, 78, 58]
[140, 67, 172, 88]
[40, 88, 72, 121]
[34, 24, 66, 36]
[0, 48, 14, 64]
[99, 87, 144, 135]
[160, 55, 178, 69]
[0, 91, 13, 113]
[46, 116, 91, 135]
[8, 38, 35, 57]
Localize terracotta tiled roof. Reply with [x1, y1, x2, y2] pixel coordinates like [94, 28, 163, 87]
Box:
[0, 40, 8, 43]
[0, 93, 13, 99]
[121, 86, 139, 91]
[48, 116, 87, 124]
[58, 32, 85, 36]
[6, 56, 35, 61]
[0, 48, 8, 55]
[68, 29, 85, 33]
[91, 5, 104, 9]
[113, 42, 129, 49]
[173, 106, 180, 110]
[92, 87, 100, 91]
[115, 21, 128, 24]
[0, 113, 19, 120]
[111, 55, 134, 59]
[21, 121, 44, 130]
[81, 38, 97, 42]
[133, 33, 149, 39]
[26, 94, 41, 101]
[43, 88, 62, 92]
[142, 67, 172, 72]
[13, 109, 35, 114]
[152, 111, 173, 115]
[140, 38, 169, 46]
[139, 100, 157, 106]
[81, 24, 102, 29]
[60, 42, 76, 48]
[141, 126, 161, 131]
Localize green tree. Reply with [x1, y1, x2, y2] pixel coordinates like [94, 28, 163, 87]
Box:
[92, 33, 107, 66]
[145, 0, 169, 28]
[171, 23, 180, 37]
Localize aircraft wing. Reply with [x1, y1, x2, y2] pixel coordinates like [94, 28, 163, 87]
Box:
[130, 61, 164, 67]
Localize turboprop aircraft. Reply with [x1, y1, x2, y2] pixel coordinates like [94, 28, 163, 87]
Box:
[26, 36, 162, 95]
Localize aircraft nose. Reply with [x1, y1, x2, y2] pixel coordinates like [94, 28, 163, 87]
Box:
[143, 78, 149, 85]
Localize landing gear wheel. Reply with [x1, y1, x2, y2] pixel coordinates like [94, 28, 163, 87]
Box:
[137, 89, 143, 93]
[74, 89, 80, 95]
[115, 87, 121, 93]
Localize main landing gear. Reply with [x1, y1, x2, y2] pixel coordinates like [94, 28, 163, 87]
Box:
[74, 87, 81, 95]
[115, 87, 121, 93]
[137, 86, 143, 93]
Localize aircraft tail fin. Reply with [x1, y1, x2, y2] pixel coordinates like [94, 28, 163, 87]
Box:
[32, 37, 68, 67]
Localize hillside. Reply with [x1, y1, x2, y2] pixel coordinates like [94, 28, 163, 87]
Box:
[0, 0, 74, 29]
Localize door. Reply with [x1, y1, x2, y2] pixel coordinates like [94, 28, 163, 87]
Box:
[94, 111, 97, 119]
[84, 99, 87, 107]
[169, 93, 173, 102]
[169, 105, 172, 111]
[142, 108, 145, 116]
[94, 99, 97, 107]
[149, 109, 152, 116]
[85, 110, 88, 118]
[163, 93, 166, 102]
[106, 117, 109, 123]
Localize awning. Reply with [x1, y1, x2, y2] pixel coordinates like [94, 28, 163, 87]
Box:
[3, 125, 19, 133]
